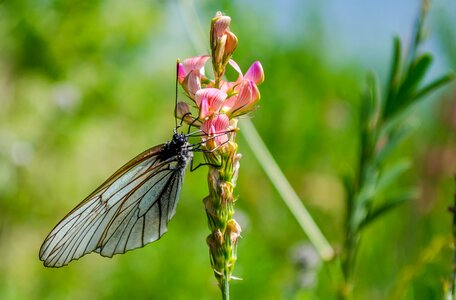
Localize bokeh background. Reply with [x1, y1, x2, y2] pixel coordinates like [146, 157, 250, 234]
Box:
[1, 0, 456, 299]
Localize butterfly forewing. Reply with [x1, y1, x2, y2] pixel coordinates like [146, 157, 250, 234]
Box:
[40, 136, 192, 268]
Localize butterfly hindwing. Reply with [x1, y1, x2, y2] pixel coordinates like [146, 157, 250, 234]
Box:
[39, 140, 191, 268]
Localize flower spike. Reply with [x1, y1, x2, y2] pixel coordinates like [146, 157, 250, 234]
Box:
[176, 12, 264, 298]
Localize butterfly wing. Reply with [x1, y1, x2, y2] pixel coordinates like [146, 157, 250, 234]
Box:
[39, 144, 190, 267]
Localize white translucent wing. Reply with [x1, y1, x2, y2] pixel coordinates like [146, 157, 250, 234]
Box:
[39, 144, 189, 267]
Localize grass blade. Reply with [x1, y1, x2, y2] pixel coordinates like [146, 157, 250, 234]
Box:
[241, 119, 335, 261]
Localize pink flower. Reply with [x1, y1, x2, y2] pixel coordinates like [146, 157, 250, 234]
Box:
[228, 60, 264, 85]
[178, 55, 210, 98]
[195, 88, 227, 119]
[201, 114, 230, 147]
[178, 55, 210, 82]
[222, 79, 260, 117]
[176, 38, 263, 126]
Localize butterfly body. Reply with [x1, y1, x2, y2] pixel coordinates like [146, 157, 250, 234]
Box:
[39, 132, 192, 267]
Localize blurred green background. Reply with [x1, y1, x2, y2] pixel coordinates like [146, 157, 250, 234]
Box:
[1, 0, 456, 299]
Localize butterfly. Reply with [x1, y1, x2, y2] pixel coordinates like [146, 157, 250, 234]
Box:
[39, 131, 194, 267]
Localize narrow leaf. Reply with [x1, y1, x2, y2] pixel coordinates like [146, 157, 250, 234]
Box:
[384, 54, 433, 119]
[358, 190, 415, 230]
[402, 54, 432, 92]
[414, 72, 455, 100]
[375, 126, 413, 165]
[385, 36, 402, 106]
[376, 159, 411, 192]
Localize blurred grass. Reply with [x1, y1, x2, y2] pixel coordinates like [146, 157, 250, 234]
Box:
[1, 0, 455, 299]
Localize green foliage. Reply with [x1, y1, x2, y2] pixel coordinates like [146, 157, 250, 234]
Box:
[0, 1, 455, 299]
[340, 2, 455, 296]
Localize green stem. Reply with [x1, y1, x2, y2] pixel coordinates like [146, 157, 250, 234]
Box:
[221, 271, 229, 300]
[449, 176, 456, 298]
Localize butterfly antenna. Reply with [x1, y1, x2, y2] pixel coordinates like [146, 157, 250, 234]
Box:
[187, 116, 202, 134]
[174, 60, 180, 129]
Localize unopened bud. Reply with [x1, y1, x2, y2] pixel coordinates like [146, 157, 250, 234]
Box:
[175, 101, 195, 125]
[176, 101, 190, 118]
[219, 182, 234, 207]
[224, 31, 238, 58]
[227, 220, 241, 243]
[210, 12, 238, 81]
[177, 62, 186, 84]
[211, 12, 230, 46]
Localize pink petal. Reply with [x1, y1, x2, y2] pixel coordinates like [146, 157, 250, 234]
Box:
[223, 80, 260, 117]
[221, 95, 237, 112]
[199, 97, 210, 119]
[244, 61, 264, 85]
[213, 115, 230, 145]
[212, 114, 230, 132]
[213, 16, 231, 38]
[177, 63, 186, 84]
[250, 81, 260, 101]
[183, 70, 202, 98]
[201, 114, 230, 146]
[228, 59, 243, 79]
[182, 55, 210, 74]
[235, 80, 254, 107]
[219, 80, 230, 93]
[200, 119, 211, 136]
[214, 34, 227, 63]
[224, 31, 238, 54]
[195, 88, 227, 118]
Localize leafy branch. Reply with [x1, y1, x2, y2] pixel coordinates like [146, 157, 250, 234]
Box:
[341, 0, 454, 294]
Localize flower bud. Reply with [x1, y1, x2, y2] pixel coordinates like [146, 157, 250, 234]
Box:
[226, 219, 242, 245]
[224, 31, 238, 56]
[175, 101, 190, 117]
[211, 12, 230, 46]
[210, 12, 238, 80]
[177, 62, 186, 84]
[175, 101, 193, 125]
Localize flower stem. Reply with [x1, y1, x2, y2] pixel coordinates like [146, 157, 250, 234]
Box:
[222, 270, 230, 300]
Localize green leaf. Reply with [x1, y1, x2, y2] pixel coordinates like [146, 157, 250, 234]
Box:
[349, 169, 378, 231]
[342, 174, 356, 233]
[358, 74, 382, 182]
[375, 126, 413, 165]
[385, 36, 402, 107]
[384, 54, 433, 120]
[376, 159, 411, 193]
[414, 72, 455, 100]
[358, 190, 415, 231]
[402, 54, 432, 92]
[352, 159, 411, 232]
[343, 175, 355, 212]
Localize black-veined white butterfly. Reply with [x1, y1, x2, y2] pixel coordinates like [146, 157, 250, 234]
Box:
[39, 130, 194, 267]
